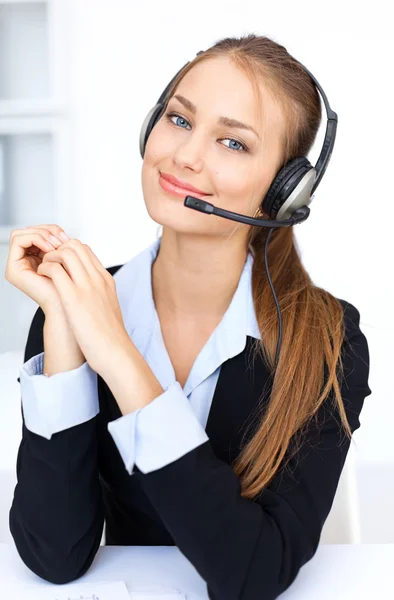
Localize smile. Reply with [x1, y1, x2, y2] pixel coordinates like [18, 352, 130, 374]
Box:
[158, 174, 210, 199]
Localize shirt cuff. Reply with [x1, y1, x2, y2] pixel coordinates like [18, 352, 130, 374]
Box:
[19, 352, 99, 440]
[107, 380, 209, 475]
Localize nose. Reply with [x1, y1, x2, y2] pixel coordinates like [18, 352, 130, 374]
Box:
[172, 129, 206, 171]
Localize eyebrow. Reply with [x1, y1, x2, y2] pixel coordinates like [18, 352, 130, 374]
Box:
[172, 94, 260, 140]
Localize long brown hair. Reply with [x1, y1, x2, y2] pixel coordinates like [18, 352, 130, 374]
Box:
[160, 34, 351, 500]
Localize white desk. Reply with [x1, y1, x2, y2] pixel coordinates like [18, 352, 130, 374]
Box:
[0, 542, 393, 598]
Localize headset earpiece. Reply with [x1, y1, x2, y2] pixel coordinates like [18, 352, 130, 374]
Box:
[140, 104, 165, 159]
[263, 157, 317, 221]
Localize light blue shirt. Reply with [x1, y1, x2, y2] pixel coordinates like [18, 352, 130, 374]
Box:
[18, 237, 261, 475]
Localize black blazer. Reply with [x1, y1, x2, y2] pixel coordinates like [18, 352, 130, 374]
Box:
[10, 264, 372, 600]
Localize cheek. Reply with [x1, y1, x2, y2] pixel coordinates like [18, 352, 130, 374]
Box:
[143, 122, 174, 163]
[214, 165, 258, 207]
[141, 128, 168, 195]
[141, 160, 155, 213]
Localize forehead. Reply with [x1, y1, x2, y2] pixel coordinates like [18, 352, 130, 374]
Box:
[174, 56, 285, 152]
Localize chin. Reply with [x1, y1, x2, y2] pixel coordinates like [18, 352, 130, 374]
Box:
[146, 200, 192, 228]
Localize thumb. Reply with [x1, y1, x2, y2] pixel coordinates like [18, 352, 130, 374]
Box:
[37, 262, 53, 277]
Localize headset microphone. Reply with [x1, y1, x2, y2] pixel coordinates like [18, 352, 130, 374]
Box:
[183, 196, 312, 227]
[139, 48, 338, 372]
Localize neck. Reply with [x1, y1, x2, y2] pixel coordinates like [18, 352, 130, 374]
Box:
[151, 227, 250, 323]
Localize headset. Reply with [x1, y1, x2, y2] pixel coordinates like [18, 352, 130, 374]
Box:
[139, 49, 338, 372]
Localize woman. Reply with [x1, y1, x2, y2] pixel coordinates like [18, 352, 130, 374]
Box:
[5, 34, 371, 599]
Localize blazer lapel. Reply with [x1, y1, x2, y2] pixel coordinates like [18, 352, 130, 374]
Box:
[205, 336, 273, 465]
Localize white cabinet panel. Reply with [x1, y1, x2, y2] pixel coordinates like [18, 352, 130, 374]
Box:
[0, 2, 49, 100]
[0, 133, 54, 227]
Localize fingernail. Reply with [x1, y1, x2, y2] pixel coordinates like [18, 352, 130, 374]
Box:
[60, 232, 69, 242]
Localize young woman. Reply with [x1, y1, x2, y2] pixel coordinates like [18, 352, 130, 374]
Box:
[5, 34, 371, 599]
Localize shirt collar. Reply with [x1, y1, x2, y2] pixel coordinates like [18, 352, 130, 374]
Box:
[114, 236, 260, 342]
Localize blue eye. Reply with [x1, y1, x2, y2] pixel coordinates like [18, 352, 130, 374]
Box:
[164, 111, 249, 153]
[167, 113, 190, 129]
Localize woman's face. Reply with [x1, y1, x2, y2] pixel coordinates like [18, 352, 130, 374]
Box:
[141, 55, 285, 237]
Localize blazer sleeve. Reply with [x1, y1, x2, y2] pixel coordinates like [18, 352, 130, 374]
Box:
[135, 300, 372, 600]
[9, 305, 104, 585]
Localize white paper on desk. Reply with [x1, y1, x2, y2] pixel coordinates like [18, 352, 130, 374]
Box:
[130, 593, 185, 599]
[3, 579, 130, 599]
[3, 580, 186, 600]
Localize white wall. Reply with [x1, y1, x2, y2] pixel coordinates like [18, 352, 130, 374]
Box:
[1, 0, 393, 543]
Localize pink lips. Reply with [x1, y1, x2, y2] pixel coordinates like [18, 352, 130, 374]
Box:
[159, 172, 210, 198]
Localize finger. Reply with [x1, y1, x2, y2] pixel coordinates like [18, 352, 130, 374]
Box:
[82, 244, 114, 285]
[33, 226, 70, 249]
[42, 245, 89, 287]
[10, 228, 62, 260]
[9, 232, 57, 264]
[37, 262, 75, 309]
[20, 224, 70, 245]
[48, 239, 106, 285]
[10, 226, 68, 250]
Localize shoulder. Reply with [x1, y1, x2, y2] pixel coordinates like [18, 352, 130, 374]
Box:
[333, 297, 372, 429]
[336, 298, 369, 358]
[337, 298, 363, 337]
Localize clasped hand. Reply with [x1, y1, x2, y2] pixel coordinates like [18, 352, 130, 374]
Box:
[37, 238, 131, 376]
